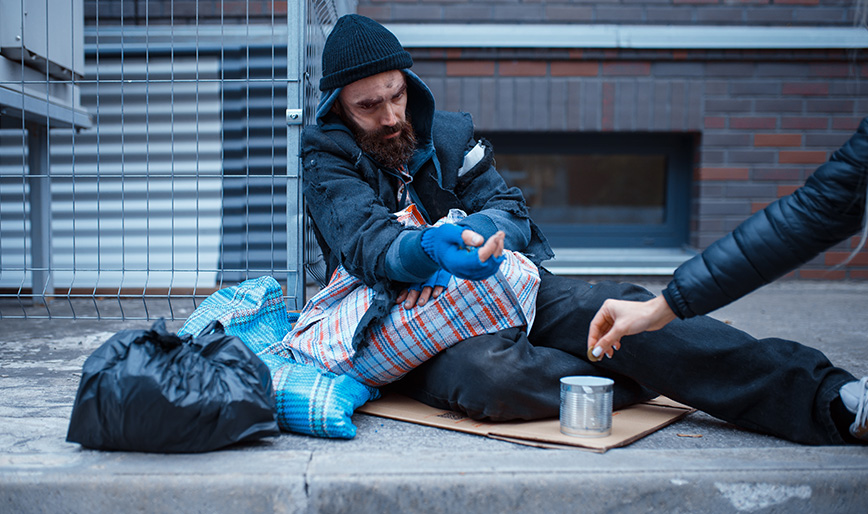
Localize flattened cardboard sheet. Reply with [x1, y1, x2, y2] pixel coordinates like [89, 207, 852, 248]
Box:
[357, 393, 694, 453]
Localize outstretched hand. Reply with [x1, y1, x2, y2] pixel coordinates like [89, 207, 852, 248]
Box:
[472, 229, 505, 263]
[399, 229, 505, 309]
[420, 224, 505, 281]
[586, 295, 677, 361]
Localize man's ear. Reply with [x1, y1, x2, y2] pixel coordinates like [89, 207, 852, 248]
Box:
[331, 99, 344, 116]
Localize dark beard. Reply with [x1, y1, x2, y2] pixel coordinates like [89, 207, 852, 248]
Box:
[342, 111, 417, 170]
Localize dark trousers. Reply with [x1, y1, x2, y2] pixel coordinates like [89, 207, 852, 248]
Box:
[391, 274, 855, 445]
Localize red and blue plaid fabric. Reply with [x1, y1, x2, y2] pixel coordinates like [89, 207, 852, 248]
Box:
[286, 205, 541, 387]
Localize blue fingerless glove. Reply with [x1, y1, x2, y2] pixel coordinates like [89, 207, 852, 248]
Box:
[420, 224, 504, 281]
[408, 269, 453, 293]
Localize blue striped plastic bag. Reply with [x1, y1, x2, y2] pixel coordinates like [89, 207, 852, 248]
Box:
[179, 276, 379, 438]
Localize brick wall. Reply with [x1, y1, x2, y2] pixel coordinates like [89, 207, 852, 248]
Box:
[370, 0, 867, 279]
[358, 0, 857, 27]
[80, 1, 868, 279]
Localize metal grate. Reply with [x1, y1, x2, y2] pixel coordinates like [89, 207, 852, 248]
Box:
[302, 0, 340, 288]
[0, 1, 344, 319]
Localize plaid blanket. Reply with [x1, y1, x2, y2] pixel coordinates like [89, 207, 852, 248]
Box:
[286, 206, 541, 386]
[179, 276, 379, 439]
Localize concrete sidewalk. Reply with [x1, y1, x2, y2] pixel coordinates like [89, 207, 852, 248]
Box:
[2, 279, 868, 513]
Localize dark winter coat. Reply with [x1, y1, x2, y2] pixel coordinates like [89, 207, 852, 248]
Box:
[301, 70, 552, 348]
[663, 117, 868, 318]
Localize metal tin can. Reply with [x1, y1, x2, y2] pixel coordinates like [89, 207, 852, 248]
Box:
[559, 376, 614, 437]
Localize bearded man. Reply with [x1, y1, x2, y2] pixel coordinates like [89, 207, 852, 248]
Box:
[299, 14, 867, 445]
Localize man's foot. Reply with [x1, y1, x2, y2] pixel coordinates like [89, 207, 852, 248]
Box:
[840, 377, 868, 440]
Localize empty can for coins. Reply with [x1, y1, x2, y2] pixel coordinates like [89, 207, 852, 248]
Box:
[559, 376, 614, 437]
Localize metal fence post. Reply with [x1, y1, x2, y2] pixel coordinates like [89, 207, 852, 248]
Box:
[285, 0, 306, 310]
[26, 123, 52, 304]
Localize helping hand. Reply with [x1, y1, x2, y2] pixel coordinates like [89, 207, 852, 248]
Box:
[586, 295, 677, 361]
[420, 224, 505, 281]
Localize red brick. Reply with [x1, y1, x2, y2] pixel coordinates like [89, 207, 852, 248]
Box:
[779, 150, 828, 164]
[833, 117, 863, 131]
[222, 1, 254, 15]
[446, 49, 462, 59]
[499, 61, 547, 77]
[778, 185, 800, 197]
[782, 82, 829, 96]
[568, 49, 584, 59]
[848, 270, 868, 280]
[798, 269, 847, 280]
[704, 117, 726, 129]
[698, 168, 750, 181]
[421, 49, 446, 59]
[852, 236, 867, 249]
[826, 251, 868, 266]
[754, 134, 801, 147]
[357, 5, 390, 19]
[731, 117, 777, 130]
[672, 50, 688, 60]
[808, 63, 850, 78]
[271, 1, 287, 14]
[551, 61, 598, 77]
[447, 61, 495, 77]
[602, 62, 651, 76]
[751, 201, 771, 213]
[782, 117, 829, 130]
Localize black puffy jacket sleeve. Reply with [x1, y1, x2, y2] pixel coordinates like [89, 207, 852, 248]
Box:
[663, 117, 868, 319]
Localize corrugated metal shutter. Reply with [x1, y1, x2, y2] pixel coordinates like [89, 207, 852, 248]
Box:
[218, 44, 288, 285]
[3, 51, 225, 294]
[1, 27, 301, 316]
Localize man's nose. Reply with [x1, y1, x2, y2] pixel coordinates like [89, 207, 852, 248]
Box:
[380, 104, 399, 126]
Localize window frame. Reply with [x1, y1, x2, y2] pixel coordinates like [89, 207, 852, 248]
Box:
[478, 131, 693, 248]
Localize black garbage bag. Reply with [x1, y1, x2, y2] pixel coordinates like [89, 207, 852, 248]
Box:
[66, 318, 279, 453]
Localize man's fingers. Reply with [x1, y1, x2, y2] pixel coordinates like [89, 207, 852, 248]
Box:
[478, 231, 505, 262]
[403, 288, 421, 309]
[416, 286, 433, 307]
[431, 285, 445, 299]
[403, 286, 439, 308]
[461, 229, 485, 248]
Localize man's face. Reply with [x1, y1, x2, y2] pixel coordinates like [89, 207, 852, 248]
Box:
[334, 70, 416, 169]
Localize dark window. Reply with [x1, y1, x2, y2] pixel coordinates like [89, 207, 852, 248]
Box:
[479, 132, 693, 248]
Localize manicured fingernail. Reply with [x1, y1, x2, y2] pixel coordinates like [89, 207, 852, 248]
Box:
[592, 346, 603, 358]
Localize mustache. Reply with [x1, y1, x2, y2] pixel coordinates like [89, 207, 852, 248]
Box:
[337, 106, 417, 169]
[372, 121, 406, 138]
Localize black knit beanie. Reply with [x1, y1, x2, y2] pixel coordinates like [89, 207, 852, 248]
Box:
[319, 14, 413, 91]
